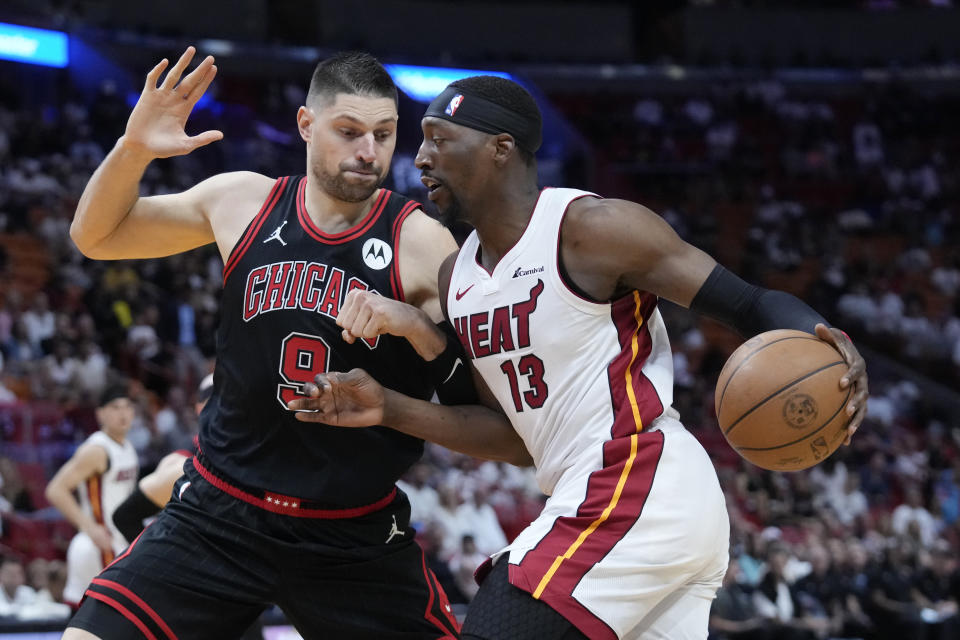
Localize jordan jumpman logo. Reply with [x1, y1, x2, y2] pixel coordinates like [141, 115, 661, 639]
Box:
[264, 220, 288, 246]
[385, 515, 406, 543]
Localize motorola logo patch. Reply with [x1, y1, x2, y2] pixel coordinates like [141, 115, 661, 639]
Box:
[362, 238, 393, 270]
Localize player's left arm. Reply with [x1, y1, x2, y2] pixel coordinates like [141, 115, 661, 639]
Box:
[44, 444, 114, 552]
[563, 197, 867, 442]
[336, 209, 457, 359]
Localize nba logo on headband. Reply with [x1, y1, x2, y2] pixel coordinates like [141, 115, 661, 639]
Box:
[445, 94, 464, 116]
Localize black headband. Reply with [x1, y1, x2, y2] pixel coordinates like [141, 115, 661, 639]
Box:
[424, 86, 542, 154]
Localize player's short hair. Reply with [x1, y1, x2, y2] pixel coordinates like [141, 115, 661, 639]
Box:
[99, 384, 130, 408]
[307, 52, 397, 109]
[448, 76, 541, 164]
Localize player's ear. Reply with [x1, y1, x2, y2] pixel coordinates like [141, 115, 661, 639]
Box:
[296, 106, 313, 143]
[492, 133, 516, 167]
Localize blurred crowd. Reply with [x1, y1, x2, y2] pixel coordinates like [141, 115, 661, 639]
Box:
[0, 61, 958, 638]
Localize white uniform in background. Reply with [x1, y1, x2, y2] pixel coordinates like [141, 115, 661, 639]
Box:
[63, 430, 138, 604]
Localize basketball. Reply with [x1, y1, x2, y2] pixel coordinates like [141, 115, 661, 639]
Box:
[715, 329, 851, 472]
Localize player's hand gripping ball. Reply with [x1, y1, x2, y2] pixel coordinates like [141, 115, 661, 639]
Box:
[715, 329, 852, 471]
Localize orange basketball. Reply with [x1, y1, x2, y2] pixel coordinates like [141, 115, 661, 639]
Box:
[714, 329, 851, 472]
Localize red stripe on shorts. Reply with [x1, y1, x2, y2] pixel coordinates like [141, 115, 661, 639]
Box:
[91, 578, 178, 640]
[84, 590, 159, 640]
[512, 430, 665, 640]
[418, 549, 460, 638]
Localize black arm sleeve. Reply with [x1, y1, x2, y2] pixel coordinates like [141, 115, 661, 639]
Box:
[689, 264, 828, 338]
[425, 321, 479, 406]
[112, 486, 161, 543]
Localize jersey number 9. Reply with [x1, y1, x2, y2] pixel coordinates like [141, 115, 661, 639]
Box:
[277, 332, 331, 409]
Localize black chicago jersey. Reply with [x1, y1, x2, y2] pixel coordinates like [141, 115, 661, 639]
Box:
[202, 176, 434, 506]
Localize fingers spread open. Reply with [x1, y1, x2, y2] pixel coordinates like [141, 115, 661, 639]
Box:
[183, 60, 218, 104]
[161, 46, 196, 91]
[145, 58, 169, 90]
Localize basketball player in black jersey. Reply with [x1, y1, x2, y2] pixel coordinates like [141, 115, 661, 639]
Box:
[63, 47, 468, 640]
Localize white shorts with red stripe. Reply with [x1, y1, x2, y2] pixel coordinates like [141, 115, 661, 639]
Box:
[496, 417, 729, 640]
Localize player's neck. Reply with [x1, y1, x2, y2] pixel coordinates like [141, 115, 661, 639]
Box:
[303, 181, 381, 235]
[472, 183, 540, 269]
[100, 428, 126, 445]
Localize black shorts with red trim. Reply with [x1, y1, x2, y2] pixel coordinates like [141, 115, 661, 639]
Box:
[68, 456, 460, 640]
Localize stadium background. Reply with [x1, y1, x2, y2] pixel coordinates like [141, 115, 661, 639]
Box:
[0, 1, 958, 639]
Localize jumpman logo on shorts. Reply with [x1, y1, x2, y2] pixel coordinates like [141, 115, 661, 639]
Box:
[385, 515, 406, 543]
[264, 220, 288, 246]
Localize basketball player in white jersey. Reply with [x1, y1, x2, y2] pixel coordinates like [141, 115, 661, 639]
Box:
[290, 77, 869, 639]
[45, 386, 138, 605]
[111, 373, 211, 542]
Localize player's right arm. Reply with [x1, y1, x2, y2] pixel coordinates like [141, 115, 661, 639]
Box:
[291, 367, 532, 466]
[44, 444, 113, 553]
[562, 197, 869, 442]
[70, 47, 271, 262]
[291, 253, 533, 466]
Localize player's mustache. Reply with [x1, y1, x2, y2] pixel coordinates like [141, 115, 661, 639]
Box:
[341, 162, 380, 174]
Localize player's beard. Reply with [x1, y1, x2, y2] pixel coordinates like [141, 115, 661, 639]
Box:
[313, 162, 384, 203]
[436, 189, 465, 229]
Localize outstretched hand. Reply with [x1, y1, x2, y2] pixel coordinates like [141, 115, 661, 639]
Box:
[287, 369, 386, 427]
[123, 46, 223, 160]
[815, 323, 868, 445]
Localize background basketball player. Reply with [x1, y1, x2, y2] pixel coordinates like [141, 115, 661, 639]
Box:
[111, 373, 212, 543]
[44, 386, 137, 606]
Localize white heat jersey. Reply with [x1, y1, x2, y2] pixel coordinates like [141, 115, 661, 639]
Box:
[77, 430, 139, 553]
[448, 188, 729, 640]
[63, 430, 138, 604]
[447, 187, 676, 496]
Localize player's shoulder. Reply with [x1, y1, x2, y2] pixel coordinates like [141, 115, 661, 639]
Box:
[84, 431, 124, 453]
[72, 438, 111, 471]
[564, 195, 660, 243]
[195, 171, 276, 202]
[201, 172, 283, 239]
[397, 209, 458, 267]
[397, 207, 451, 241]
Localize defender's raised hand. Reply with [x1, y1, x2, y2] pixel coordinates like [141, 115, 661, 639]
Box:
[123, 46, 223, 160]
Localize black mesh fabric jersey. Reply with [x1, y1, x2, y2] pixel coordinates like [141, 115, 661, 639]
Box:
[202, 175, 432, 506]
